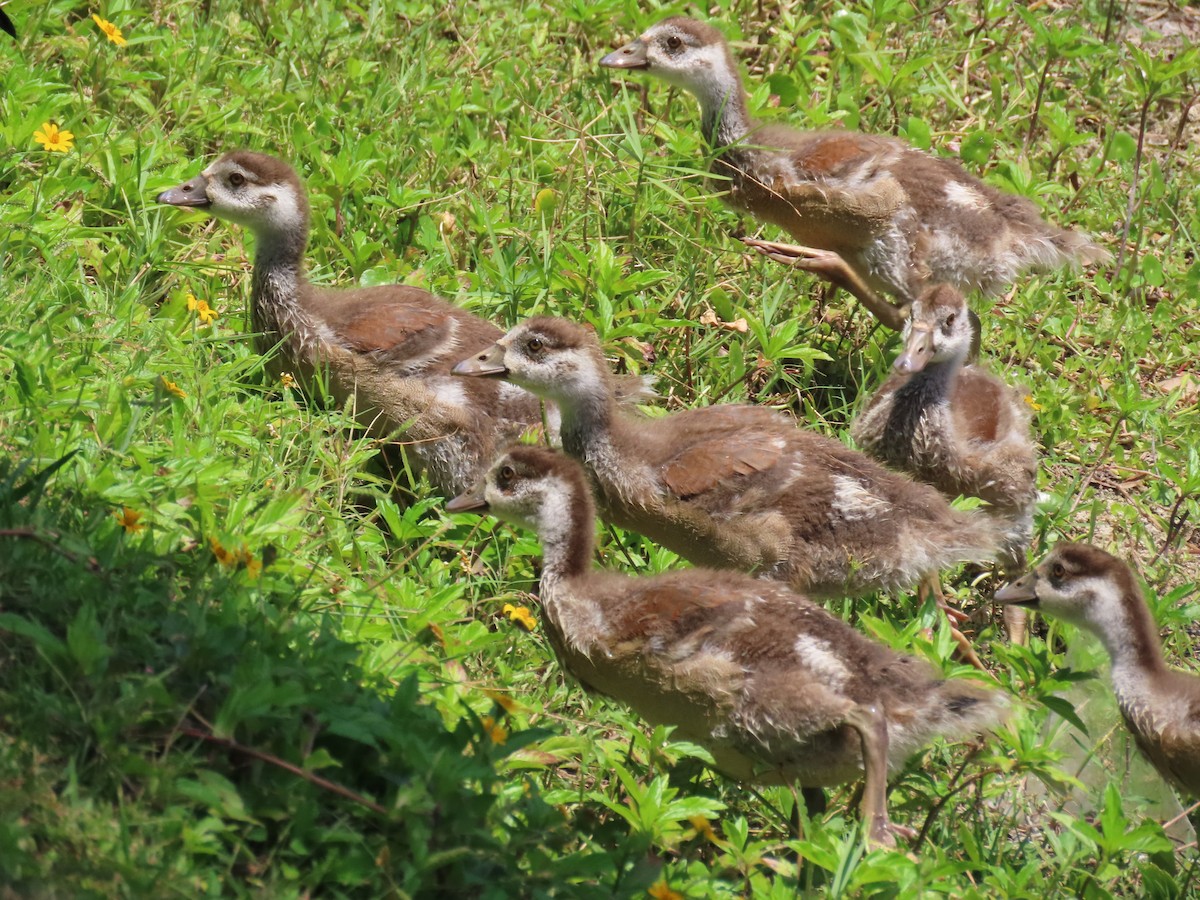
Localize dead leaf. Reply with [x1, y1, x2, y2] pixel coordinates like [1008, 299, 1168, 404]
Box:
[1155, 373, 1199, 406]
[699, 308, 749, 333]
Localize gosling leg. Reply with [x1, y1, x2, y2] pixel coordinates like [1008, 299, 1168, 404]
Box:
[847, 705, 916, 847]
[918, 573, 987, 672]
[742, 237, 908, 331]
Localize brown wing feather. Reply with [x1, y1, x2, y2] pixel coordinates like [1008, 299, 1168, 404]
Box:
[1126, 685, 1200, 797]
[773, 131, 908, 221]
[1158, 725, 1200, 797]
[661, 430, 786, 499]
[303, 285, 503, 368]
[335, 303, 453, 357]
[662, 432, 782, 496]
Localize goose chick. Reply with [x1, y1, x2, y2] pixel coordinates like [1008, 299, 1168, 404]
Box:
[156, 150, 543, 495]
[600, 18, 1109, 330]
[997, 543, 1200, 797]
[448, 445, 1005, 845]
[851, 285, 1037, 641]
[453, 317, 1007, 608]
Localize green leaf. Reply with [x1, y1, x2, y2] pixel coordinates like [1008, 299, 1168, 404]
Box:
[0, 612, 67, 660]
[66, 603, 110, 678]
[960, 131, 995, 167]
[1110, 131, 1137, 163]
[767, 73, 799, 106]
[904, 116, 931, 150]
[1040, 695, 1089, 736]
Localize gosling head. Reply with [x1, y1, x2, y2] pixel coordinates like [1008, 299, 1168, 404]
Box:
[451, 317, 610, 405]
[157, 151, 309, 238]
[446, 444, 591, 538]
[995, 543, 1146, 639]
[893, 285, 979, 375]
[600, 17, 737, 98]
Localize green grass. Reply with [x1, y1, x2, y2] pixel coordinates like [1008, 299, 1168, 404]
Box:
[2, 0, 1199, 896]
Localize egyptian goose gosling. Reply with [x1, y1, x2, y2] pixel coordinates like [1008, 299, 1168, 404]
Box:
[997, 543, 1200, 797]
[156, 150, 544, 495]
[600, 18, 1109, 330]
[448, 445, 1005, 845]
[453, 317, 1007, 605]
[851, 284, 1037, 641]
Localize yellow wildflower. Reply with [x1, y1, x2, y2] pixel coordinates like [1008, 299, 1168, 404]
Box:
[185, 294, 218, 325]
[115, 507, 145, 534]
[647, 881, 683, 900]
[92, 14, 127, 46]
[687, 815, 719, 843]
[208, 536, 236, 567]
[483, 688, 521, 715]
[238, 548, 262, 579]
[161, 377, 186, 399]
[481, 715, 508, 745]
[33, 122, 74, 153]
[280, 372, 296, 389]
[501, 602, 537, 631]
[1023, 395, 1043, 412]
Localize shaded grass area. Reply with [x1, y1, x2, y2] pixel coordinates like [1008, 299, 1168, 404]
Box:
[1, 0, 1198, 895]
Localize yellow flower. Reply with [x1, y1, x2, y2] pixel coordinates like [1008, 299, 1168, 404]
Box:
[501, 603, 537, 631]
[161, 376, 186, 399]
[1023, 394, 1043, 412]
[687, 815, 719, 843]
[483, 688, 522, 715]
[647, 881, 683, 900]
[185, 294, 218, 325]
[208, 536, 236, 567]
[33, 122, 74, 153]
[238, 548, 262, 579]
[92, 14, 127, 46]
[280, 372, 296, 389]
[115, 507, 145, 534]
[481, 715, 508, 745]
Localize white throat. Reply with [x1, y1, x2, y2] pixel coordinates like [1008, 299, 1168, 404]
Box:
[664, 47, 749, 146]
[1068, 577, 1161, 691]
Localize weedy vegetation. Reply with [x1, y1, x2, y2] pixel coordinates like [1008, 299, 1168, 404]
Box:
[1, 0, 1198, 896]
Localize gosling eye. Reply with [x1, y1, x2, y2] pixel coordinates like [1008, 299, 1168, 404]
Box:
[944, 313, 957, 330]
[665, 34, 682, 51]
[526, 337, 544, 355]
[229, 172, 246, 187]
[497, 465, 516, 487]
[1050, 562, 1066, 580]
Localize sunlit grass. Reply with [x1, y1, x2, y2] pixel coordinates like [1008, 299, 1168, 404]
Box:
[1, 0, 1197, 895]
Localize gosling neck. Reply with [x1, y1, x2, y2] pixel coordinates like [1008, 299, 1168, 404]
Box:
[1099, 591, 1169, 683]
[553, 368, 620, 463]
[914, 349, 963, 398]
[536, 483, 596, 588]
[248, 220, 315, 352]
[692, 65, 753, 149]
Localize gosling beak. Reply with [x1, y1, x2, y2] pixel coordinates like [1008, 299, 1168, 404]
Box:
[446, 479, 489, 514]
[452, 344, 508, 378]
[156, 173, 211, 208]
[600, 37, 648, 70]
[995, 572, 1040, 608]
[893, 323, 934, 375]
